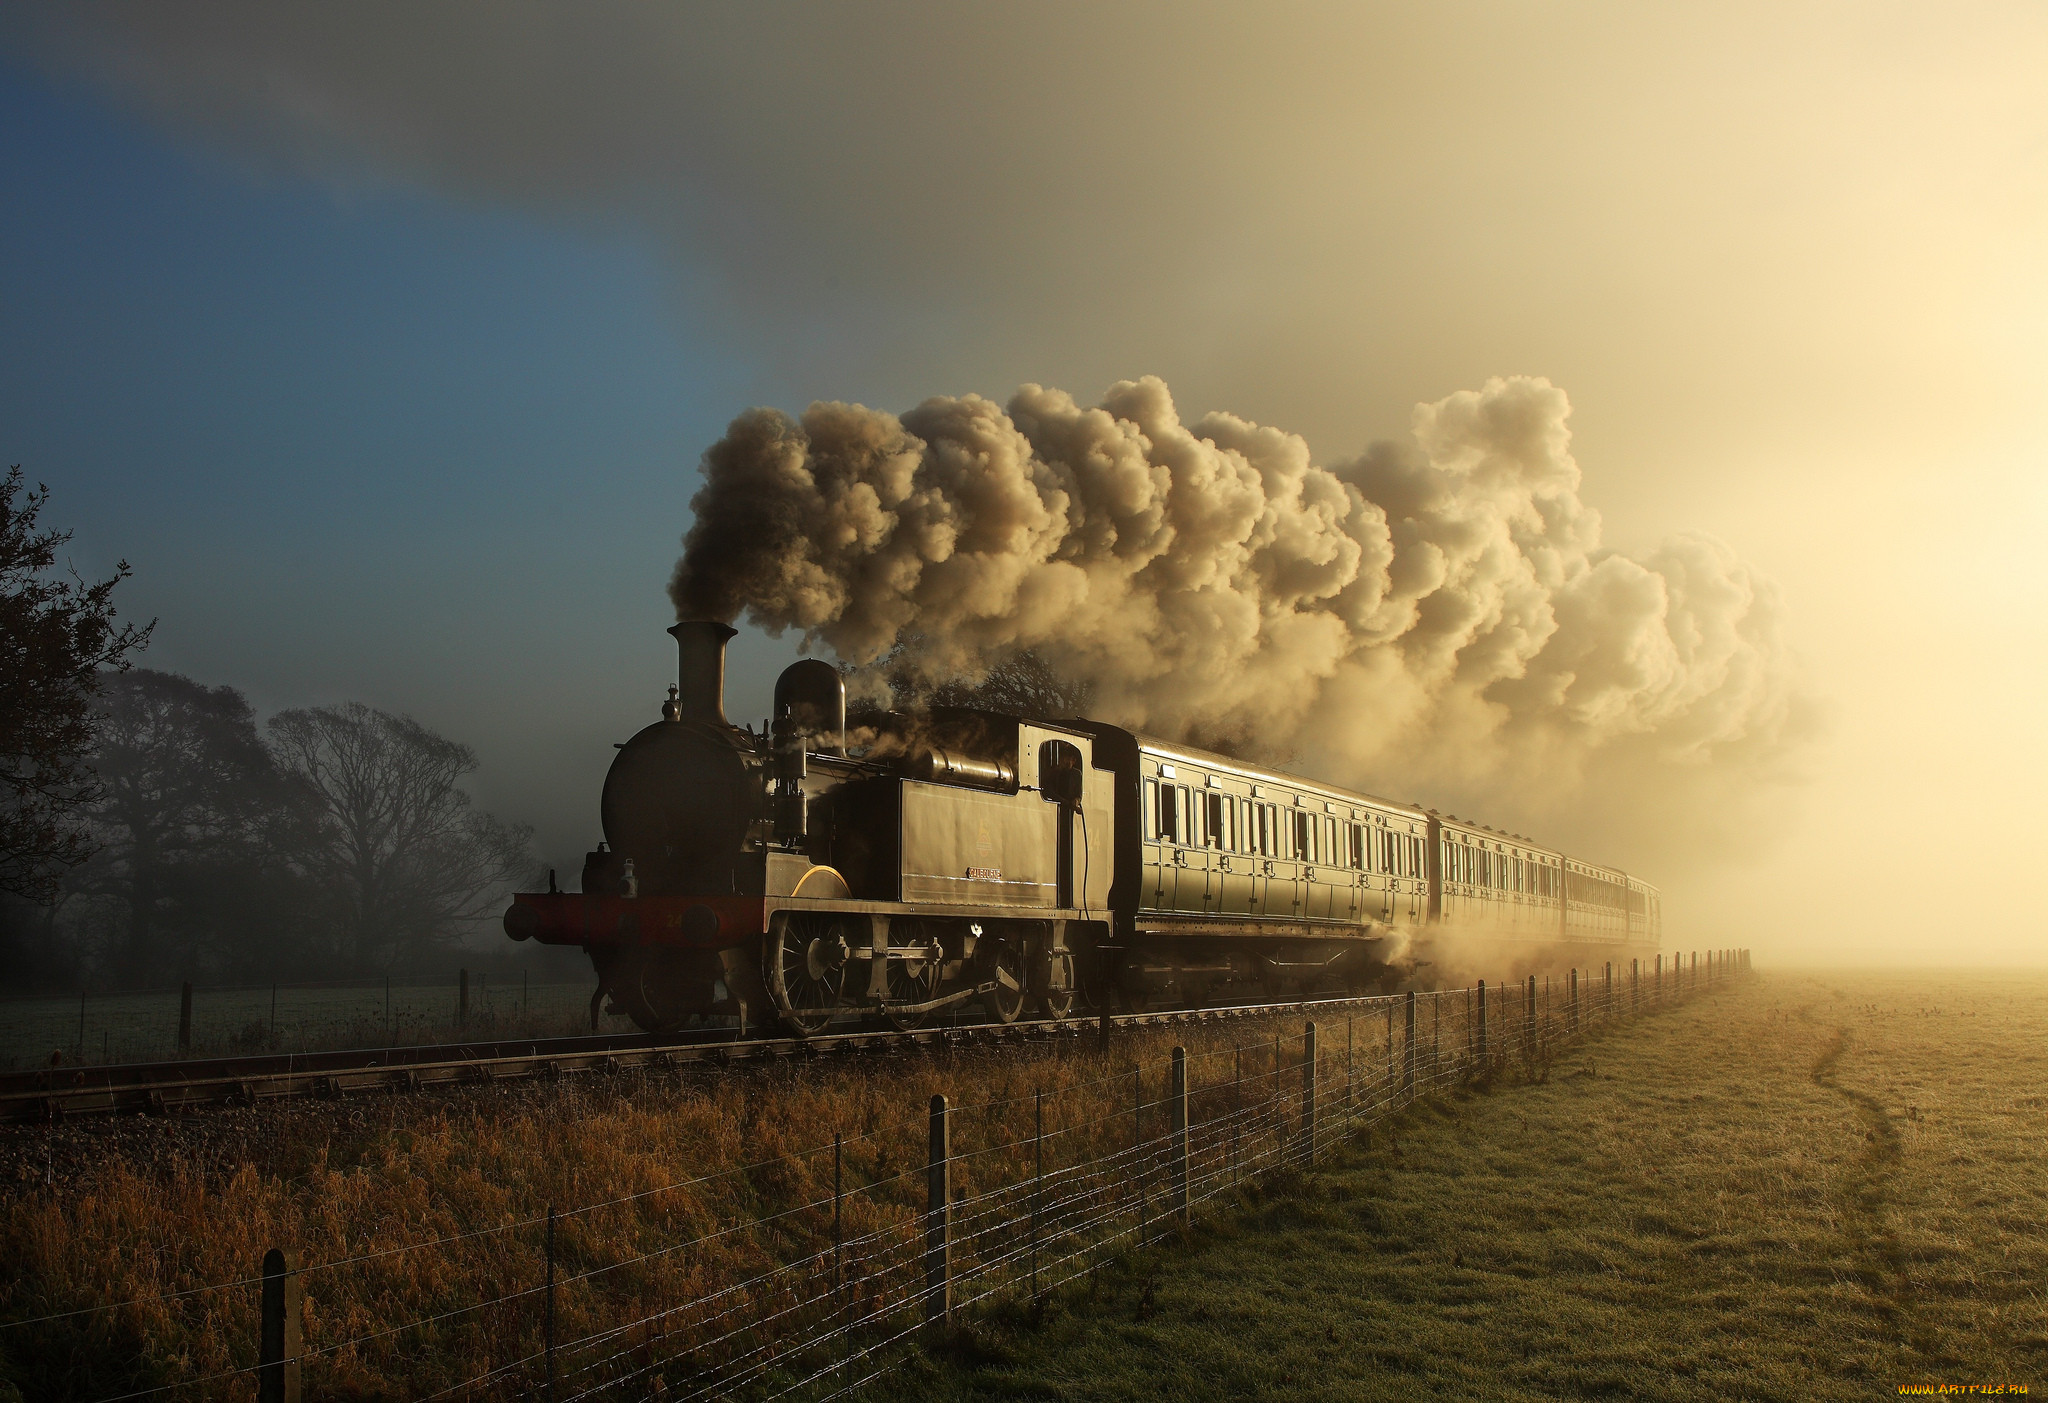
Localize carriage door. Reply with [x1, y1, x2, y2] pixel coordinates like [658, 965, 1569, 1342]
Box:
[1039, 740, 1084, 908]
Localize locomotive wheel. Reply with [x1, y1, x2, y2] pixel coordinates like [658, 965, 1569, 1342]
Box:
[883, 950, 939, 1032]
[1042, 985, 1076, 1022]
[766, 914, 849, 1037]
[1040, 949, 1076, 1022]
[605, 946, 703, 1032]
[983, 942, 1026, 1025]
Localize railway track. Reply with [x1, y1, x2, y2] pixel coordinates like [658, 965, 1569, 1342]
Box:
[0, 993, 1393, 1124]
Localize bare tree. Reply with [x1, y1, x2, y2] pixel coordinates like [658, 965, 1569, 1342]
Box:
[856, 646, 1096, 724]
[0, 468, 152, 900]
[267, 703, 533, 973]
[66, 670, 311, 985]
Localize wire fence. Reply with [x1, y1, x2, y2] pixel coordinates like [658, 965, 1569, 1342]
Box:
[1, 949, 1752, 1401]
[0, 974, 630, 1070]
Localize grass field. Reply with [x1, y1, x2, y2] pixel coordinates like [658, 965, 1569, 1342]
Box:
[875, 970, 2048, 1401]
[0, 978, 625, 1070]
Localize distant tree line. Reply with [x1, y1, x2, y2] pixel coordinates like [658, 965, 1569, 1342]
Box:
[0, 469, 535, 993]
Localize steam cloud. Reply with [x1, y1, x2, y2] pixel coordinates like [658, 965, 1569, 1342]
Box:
[673, 376, 1802, 855]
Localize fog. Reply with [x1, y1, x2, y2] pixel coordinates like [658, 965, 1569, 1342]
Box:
[6, 2, 2044, 962]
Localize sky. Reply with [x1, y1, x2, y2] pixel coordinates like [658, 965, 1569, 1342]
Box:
[2, 3, 2044, 964]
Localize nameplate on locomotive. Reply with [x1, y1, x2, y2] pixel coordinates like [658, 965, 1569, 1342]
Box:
[966, 866, 1003, 882]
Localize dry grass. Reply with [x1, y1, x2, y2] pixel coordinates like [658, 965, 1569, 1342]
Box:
[0, 1002, 1435, 1401]
[880, 970, 2048, 1401]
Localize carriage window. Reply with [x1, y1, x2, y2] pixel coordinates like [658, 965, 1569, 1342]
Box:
[1293, 810, 1311, 861]
[1181, 786, 1198, 846]
[1352, 825, 1366, 870]
[1206, 791, 1228, 849]
[1156, 783, 1179, 843]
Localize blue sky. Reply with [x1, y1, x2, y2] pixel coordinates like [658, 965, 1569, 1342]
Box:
[2, 60, 788, 864]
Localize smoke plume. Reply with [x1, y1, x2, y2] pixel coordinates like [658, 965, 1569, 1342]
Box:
[673, 376, 1805, 867]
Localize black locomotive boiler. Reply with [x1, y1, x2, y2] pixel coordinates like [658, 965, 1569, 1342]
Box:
[503, 623, 1662, 1036]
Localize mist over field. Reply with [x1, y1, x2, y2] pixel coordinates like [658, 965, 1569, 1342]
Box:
[1, 3, 2044, 962]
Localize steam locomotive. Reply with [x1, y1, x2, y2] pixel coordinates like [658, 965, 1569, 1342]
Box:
[502, 623, 1662, 1035]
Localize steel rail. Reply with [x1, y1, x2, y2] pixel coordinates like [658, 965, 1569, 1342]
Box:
[0, 990, 1399, 1124]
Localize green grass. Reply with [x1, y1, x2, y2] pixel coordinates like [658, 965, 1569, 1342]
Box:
[0, 979, 618, 1068]
[880, 971, 2048, 1401]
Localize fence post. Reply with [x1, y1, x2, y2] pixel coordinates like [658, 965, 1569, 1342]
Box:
[258, 1247, 301, 1403]
[459, 969, 470, 1028]
[1346, 1017, 1355, 1115]
[177, 983, 193, 1055]
[1232, 1046, 1242, 1180]
[1031, 1090, 1043, 1295]
[926, 1093, 950, 1341]
[1525, 975, 1537, 1059]
[1098, 1004, 1111, 1053]
[545, 1208, 557, 1402]
[1302, 1021, 1318, 1163]
[1631, 959, 1639, 1012]
[1134, 1067, 1147, 1244]
[1170, 1047, 1190, 1226]
[1476, 980, 1488, 1065]
[1401, 992, 1416, 1101]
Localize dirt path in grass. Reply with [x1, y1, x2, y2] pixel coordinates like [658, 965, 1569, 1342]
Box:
[1807, 1023, 1926, 1355]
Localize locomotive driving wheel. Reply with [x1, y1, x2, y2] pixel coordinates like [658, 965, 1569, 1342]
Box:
[983, 942, 1027, 1025]
[766, 913, 849, 1037]
[1042, 982, 1076, 1022]
[883, 941, 940, 1031]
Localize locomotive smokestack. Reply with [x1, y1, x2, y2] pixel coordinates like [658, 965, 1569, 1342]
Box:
[666, 620, 738, 726]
